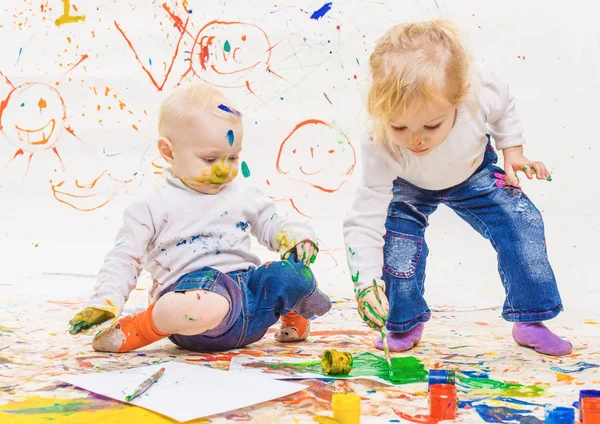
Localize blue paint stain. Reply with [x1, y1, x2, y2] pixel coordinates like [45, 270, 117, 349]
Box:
[550, 361, 600, 374]
[226, 129, 235, 146]
[190, 235, 200, 244]
[461, 370, 490, 379]
[149, 58, 152, 66]
[473, 405, 541, 423]
[188, 9, 193, 13]
[17, 47, 22, 62]
[236, 221, 249, 232]
[217, 103, 243, 117]
[310, 2, 332, 20]
[176, 239, 187, 246]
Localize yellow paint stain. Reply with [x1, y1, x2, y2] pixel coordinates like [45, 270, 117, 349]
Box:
[584, 321, 598, 325]
[556, 373, 575, 384]
[471, 157, 478, 167]
[0, 397, 210, 423]
[55, 0, 86, 27]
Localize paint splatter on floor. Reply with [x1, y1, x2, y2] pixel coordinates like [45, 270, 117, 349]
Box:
[0, 274, 598, 422]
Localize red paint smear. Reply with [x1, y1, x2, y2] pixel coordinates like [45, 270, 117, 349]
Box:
[114, 15, 189, 91]
[65, 54, 88, 73]
[393, 408, 438, 424]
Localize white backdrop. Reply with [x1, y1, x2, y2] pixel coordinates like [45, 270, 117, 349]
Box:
[1, 0, 599, 311]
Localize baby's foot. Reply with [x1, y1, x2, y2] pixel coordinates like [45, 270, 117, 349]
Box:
[93, 304, 168, 353]
[512, 322, 572, 356]
[376, 323, 424, 352]
[275, 311, 310, 342]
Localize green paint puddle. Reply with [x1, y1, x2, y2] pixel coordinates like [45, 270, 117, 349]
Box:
[276, 353, 427, 385]
[457, 376, 545, 397]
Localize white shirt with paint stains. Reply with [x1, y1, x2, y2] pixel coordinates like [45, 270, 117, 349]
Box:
[344, 70, 526, 293]
[85, 169, 318, 317]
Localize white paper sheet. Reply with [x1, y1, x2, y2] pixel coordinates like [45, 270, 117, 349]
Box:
[60, 361, 306, 422]
[228, 356, 397, 386]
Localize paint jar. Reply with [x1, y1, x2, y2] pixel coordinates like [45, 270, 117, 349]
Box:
[429, 383, 457, 421]
[428, 370, 456, 389]
[544, 405, 575, 424]
[581, 397, 600, 423]
[331, 393, 360, 424]
[580, 390, 600, 422]
[322, 350, 353, 376]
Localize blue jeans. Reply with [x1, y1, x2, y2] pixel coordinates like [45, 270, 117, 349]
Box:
[383, 142, 563, 332]
[159, 254, 331, 352]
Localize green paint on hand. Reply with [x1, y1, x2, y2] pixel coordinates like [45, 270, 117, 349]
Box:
[547, 176, 552, 182]
[302, 251, 307, 261]
[352, 271, 360, 283]
[224, 40, 231, 52]
[241, 161, 251, 178]
[310, 254, 316, 264]
[523, 166, 528, 171]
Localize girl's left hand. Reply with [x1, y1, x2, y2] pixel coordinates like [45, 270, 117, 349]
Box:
[284, 240, 317, 267]
[502, 146, 551, 186]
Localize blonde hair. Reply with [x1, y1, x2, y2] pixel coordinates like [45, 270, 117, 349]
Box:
[367, 19, 478, 153]
[158, 81, 242, 139]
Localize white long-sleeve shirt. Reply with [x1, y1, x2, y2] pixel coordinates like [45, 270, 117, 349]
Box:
[343, 70, 526, 293]
[85, 170, 318, 317]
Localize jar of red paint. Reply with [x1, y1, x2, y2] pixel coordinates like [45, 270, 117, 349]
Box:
[581, 397, 600, 423]
[429, 384, 457, 421]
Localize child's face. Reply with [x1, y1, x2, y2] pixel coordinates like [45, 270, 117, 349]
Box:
[158, 110, 243, 194]
[388, 100, 456, 156]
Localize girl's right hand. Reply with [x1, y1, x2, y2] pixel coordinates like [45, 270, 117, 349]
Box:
[69, 307, 115, 334]
[356, 282, 389, 330]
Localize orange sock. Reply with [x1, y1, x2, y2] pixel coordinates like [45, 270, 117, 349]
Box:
[280, 311, 309, 338]
[116, 302, 169, 352]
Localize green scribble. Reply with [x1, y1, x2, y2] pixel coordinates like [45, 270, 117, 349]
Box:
[352, 271, 360, 283]
[356, 58, 360, 65]
[348, 247, 356, 256]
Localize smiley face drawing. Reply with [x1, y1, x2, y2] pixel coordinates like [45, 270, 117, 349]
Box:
[0, 82, 67, 170]
[190, 21, 272, 89]
[276, 119, 356, 193]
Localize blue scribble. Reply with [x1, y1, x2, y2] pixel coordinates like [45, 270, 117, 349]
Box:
[550, 362, 600, 374]
[227, 129, 235, 146]
[236, 221, 249, 232]
[461, 370, 490, 379]
[217, 104, 243, 117]
[310, 2, 332, 20]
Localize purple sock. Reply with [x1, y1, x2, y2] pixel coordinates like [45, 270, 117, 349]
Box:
[512, 322, 572, 356]
[375, 323, 424, 352]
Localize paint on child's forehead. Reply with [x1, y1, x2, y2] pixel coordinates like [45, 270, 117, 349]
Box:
[226, 129, 234, 146]
[217, 104, 243, 117]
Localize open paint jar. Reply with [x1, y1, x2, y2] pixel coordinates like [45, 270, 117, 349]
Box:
[429, 383, 457, 421]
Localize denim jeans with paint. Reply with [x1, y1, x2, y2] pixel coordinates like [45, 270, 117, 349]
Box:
[159, 253, 332, 352]
[383, 142, 563, 333]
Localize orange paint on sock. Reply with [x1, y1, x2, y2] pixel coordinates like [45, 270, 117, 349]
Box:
[280, 311, 309, 338]
[117, 303, 169, 352]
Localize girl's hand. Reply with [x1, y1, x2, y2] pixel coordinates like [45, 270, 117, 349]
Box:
[356, 282, 389, 330]
[284, 240, 317, 267]
[69, 307, 115, 334]
[502, 146, 551, 186]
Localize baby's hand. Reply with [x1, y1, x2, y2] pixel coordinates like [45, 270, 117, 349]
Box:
[503, 146, 551, 186]
[356, 282, 389, 330]
[69, 307, 115, 334]
[284, 240, 317, 267]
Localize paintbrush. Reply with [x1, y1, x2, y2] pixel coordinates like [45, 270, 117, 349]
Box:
[125, 367, 165, 402]
[372, 280, 393, 380]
